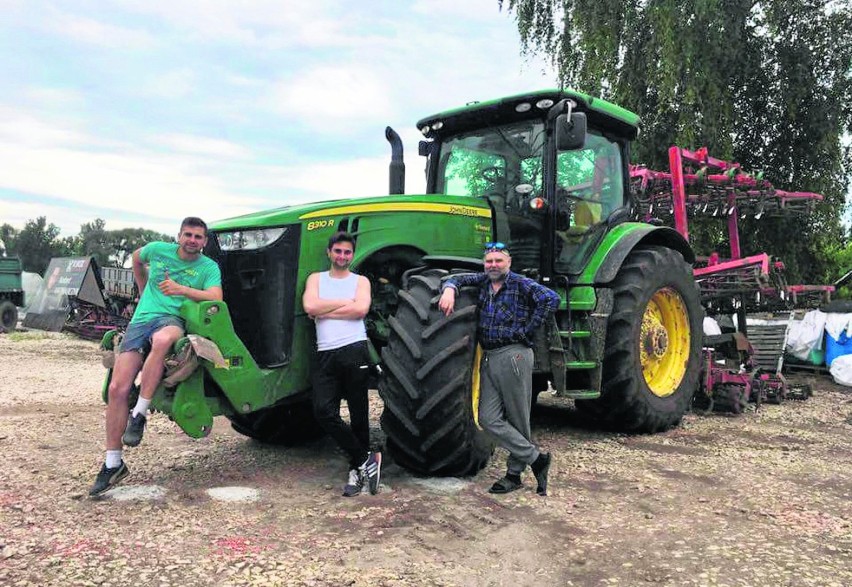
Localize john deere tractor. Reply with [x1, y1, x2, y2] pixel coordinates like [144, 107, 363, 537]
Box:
[100, 89, 702, 477]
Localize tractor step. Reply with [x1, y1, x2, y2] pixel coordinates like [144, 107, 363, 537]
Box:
[560, 389, 600, 399]
[564, 360, 597, 370]
[559, 330, 591, 339]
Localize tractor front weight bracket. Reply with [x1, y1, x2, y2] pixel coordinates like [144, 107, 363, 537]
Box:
[170, 370, 214, 438]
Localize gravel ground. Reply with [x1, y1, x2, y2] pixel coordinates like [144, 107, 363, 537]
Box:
[1, 331, 851, 587]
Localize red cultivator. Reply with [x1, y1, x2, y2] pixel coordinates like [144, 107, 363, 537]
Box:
[631, 146, 833, 312]
[630, 146, 824, 411]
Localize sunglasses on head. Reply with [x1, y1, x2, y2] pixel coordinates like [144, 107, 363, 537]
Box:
[484, 242, 509, 253]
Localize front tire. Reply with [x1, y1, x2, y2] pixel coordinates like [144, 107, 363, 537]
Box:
[585, 246, 702, 432]
[227, 398, 326, 445]
[0, 300, 17, 332]
[378, 268, 494, 476]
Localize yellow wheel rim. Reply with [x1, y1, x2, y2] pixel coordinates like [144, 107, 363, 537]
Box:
[640, 287, 690, 397]
[471, 344, 484, 430]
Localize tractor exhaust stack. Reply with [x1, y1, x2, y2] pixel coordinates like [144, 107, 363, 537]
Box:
[385, 126, 405, 195]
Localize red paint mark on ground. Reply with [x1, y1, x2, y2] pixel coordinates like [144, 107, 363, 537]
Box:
[213, 536, 267, 555]
[54, 539, 110, 557]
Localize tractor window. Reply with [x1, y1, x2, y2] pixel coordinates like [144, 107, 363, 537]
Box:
[555, 132, 625, 273]
[441, 147, 506, 197]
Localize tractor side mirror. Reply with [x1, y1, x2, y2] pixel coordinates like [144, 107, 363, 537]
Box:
[556, 112, 587, 151]
[418, 140, 431, 156]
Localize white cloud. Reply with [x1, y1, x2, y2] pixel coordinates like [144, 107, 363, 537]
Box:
[21, 88, 86, 109]
[411, 0, 511, 20]
[154, 134, 252, 159]
[48, 13, 156, 48]
[0, 141, 257, 222]
[0, 107, 90, 148]
[118, 0, 346, 47]
[142, 68, 198, 99]
[270, 65, 396, 129]
[260, 155, 424, 201]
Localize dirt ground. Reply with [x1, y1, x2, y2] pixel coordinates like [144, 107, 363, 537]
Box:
[1, 331, 850, 587]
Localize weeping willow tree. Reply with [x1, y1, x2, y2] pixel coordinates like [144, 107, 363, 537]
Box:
[500, 0, 852, 284]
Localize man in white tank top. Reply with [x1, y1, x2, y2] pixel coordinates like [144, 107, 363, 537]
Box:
[303, 232, 381, 496]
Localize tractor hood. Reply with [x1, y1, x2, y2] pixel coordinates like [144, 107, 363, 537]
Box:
[209, 194, 492, 231]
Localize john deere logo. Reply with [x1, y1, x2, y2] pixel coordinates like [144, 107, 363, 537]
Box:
[448, 206, 479, 217]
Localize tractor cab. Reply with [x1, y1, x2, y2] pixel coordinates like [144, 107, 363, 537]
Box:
[417, 89, 636, 275]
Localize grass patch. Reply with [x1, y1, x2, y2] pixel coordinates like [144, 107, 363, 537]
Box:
[6, 331, 52, 342]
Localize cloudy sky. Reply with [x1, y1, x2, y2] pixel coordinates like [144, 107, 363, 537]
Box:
[0, 0, 554, 237]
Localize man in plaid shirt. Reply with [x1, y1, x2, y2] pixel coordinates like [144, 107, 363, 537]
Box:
[439, 243, 560, 495]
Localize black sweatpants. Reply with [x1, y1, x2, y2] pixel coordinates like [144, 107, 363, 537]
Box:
[311, 340, 371, 469]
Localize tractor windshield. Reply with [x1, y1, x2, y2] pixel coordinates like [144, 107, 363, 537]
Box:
[434, 121, 547, 270]
[435, 120, 546, 203]
[432, 120, 626, 273]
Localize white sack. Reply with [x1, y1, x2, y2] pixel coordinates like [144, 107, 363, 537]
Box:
[703, 317, 722, 336]
[786, 310, 826, 361]
[829, 353, 852, 387]
[824, 312, 852, 341]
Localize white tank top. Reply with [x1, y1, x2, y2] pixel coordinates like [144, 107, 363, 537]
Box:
[315, 271, 368, 351]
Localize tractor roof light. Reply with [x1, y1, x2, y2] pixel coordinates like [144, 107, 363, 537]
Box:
[535, 99, 555, 109]
[515, 102, 532, 113]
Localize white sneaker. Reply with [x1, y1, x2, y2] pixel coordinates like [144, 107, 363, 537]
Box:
[342, 469, 363, 497]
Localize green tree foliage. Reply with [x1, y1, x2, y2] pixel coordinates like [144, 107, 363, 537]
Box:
[107, 227, 175, 266]
[13, 217, 73, 273]
[501, 0, 852, 284]
[76, 219, 174, 267]
[0, 223, 17, 256]
[78, 218, 111, 268]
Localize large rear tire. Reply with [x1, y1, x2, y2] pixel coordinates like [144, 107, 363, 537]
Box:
[0, 300, 17, 332]
[227, 398, 326, 446]
[379, 268, 494, 476]
[580, 246, 702, 432]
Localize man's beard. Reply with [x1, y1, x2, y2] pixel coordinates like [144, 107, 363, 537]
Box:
[487, 268, 507, 282]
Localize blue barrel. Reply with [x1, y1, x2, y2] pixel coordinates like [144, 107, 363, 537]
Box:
[825, 330, 852, 367]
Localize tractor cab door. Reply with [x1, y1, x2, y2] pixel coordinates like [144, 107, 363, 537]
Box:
[553, 131, 626, 274]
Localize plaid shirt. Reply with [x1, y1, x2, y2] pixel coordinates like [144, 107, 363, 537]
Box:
[443, 271, 560, 349]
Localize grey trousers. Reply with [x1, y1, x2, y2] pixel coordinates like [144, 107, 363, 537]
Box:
[479, 344, 540, 476]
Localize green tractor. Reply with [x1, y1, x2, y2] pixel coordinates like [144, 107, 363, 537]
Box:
[101, 89, 702, 477]
[0, 256, 24, 332]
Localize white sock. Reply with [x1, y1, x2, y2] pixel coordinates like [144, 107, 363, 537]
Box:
[131, 397, 151, 418]
[106, 449, 123, 468]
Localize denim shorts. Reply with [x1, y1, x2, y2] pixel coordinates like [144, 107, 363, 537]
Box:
[120, 316, 185, 354]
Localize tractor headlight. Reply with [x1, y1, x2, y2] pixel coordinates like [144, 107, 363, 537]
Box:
[216, 227, 288, 251]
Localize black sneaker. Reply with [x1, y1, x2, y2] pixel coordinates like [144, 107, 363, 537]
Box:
[122, 412, 146, 447]
[359, 452, 382, 495]
[89, 461, 129, 496]
[342, 469, 363, 497]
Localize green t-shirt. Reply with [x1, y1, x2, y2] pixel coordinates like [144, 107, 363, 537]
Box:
[130, 242, 222, 325]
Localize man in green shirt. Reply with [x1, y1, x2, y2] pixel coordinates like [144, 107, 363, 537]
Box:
[90, 217, 222, 496]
